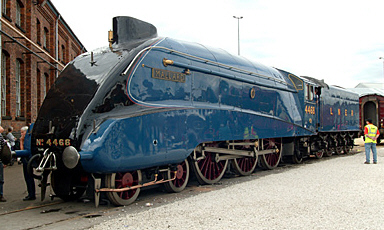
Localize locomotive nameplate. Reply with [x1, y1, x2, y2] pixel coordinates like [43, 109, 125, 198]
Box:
[36, 138, 71, 147]
[152, 68, 186, 83]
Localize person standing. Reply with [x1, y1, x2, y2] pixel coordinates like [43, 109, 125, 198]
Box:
[0, 124, 6, 202]
[20, 126, 35, 201]
[364, 119, 380, 164]
[5, 126, 15, 151]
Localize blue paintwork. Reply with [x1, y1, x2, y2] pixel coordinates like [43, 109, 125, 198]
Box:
[80, 108, 313, 173]
[78, 38, 320, 173]
[319, 86, 359, 132]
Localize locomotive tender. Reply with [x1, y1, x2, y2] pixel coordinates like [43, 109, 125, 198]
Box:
[28, 16, 359, 206]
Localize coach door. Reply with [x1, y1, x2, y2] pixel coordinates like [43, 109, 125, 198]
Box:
[304, 83, 319, 131]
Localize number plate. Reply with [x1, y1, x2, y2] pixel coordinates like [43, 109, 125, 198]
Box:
[36, 138, 71, 147]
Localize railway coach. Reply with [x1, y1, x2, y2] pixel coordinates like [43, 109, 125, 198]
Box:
[349, 87, 384, 143]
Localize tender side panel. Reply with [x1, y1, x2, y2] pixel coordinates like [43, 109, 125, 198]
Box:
[319, 86, 359, 132]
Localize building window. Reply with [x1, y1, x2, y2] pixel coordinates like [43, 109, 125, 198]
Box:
[2, 0, 10, 19]
[16, 0, 24, 29]
[61, 45, 65, 62]
[15, 59, 21, 117]
[36, 19, 41, 45]
[1, 52, 6, 117]
[2, 0, 6, 15]
[43, 27, 49, 49]
[37, 68, 41, 110]
[43, 72, 49, 98]
[15, 58, 25, 118]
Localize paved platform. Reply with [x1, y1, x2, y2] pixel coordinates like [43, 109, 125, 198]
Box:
[0, 162, 51, 213]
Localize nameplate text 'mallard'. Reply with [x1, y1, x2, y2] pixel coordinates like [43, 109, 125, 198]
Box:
[152, 68, 186, 83]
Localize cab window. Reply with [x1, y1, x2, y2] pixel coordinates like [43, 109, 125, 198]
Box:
[305, 84, 314, 101]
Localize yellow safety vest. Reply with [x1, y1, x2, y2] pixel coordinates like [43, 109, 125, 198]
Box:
[365, 124, 378, 143]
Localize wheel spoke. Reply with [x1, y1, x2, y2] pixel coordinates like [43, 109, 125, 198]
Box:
[164, 159, 190, 193]
[315, 150, 323, 159]
[260, 138, 282, 170]
[105, 170, 142, 206]
[192, 145, 228, 184]
[232, 156, 257, 176]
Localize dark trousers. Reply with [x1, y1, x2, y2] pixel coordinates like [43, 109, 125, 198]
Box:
[22, 157, 35, 198]
[0, 162, 3, 196]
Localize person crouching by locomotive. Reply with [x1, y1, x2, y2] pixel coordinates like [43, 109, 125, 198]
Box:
[20, 126, 35, 201]
[0, 124, 6, 202]
[364, 119, 380, 164]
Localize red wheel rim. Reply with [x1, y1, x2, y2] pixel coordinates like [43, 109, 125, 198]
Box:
[236, 157, 257, 173]
[197, 152, 226, 180]
[172, 161, 188, 188]
[315, 151, 323, 158]
[263, 138, 281, 167]
[115, 171, 139, 200]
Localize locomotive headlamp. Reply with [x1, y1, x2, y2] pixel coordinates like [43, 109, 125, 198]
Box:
[62, 146, 80, 169]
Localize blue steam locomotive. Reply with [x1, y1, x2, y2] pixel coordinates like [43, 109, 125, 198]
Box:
[27, 16, 359, 206]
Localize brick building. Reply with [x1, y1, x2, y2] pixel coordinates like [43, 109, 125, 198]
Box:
[0, 0, 86, 134]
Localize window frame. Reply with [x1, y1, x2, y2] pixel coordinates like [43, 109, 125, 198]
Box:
[36, 19, 41, 45]
[43, 72, 48, 98]
[305, 84, 314, 101]
[43, 27, 49, 49]
[15, 59, 21, 117]
[2, 0, 6, 15]
[1, 52, 6, 117]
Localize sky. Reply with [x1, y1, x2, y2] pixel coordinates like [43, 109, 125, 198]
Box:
[50, 0, 384, 89]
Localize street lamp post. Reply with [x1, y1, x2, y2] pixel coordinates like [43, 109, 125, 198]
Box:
[233, 16, 243, 56]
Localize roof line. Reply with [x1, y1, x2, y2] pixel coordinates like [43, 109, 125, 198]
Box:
[46, 0, 87, 52]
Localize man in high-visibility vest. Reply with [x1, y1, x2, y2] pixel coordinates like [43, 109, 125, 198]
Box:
[364, 119, 380, 164]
